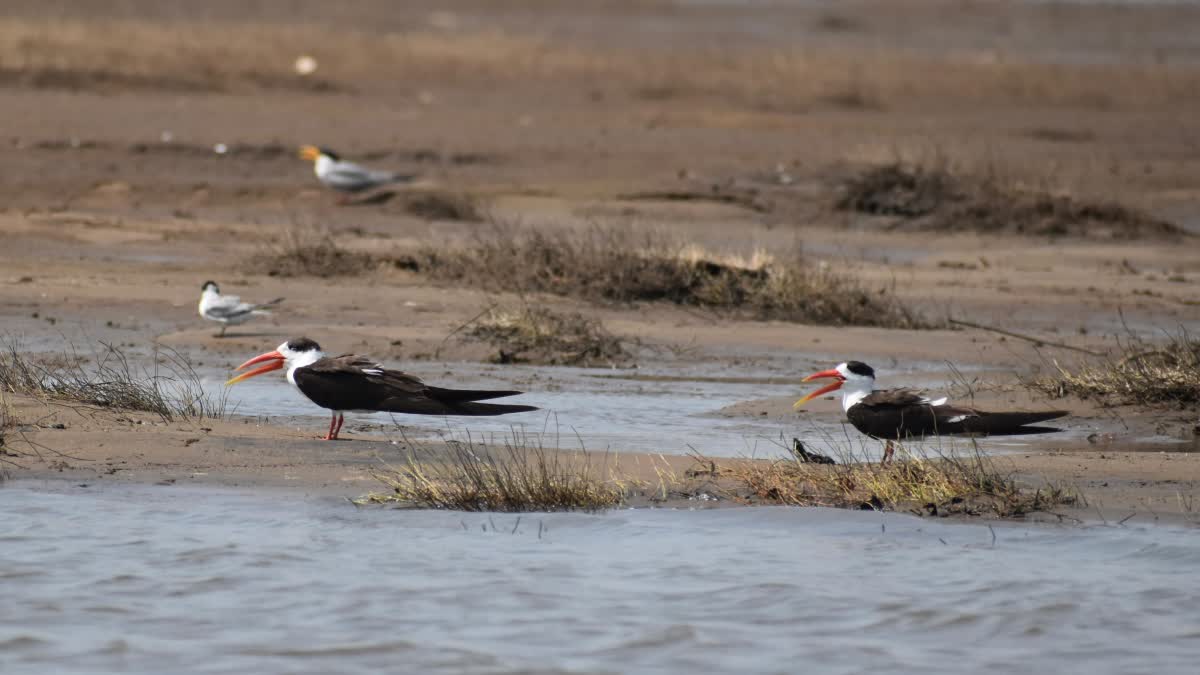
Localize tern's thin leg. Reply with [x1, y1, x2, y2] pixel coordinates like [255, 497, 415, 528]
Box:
[324, 412, 337, 440]
[332, 413, 345, 440]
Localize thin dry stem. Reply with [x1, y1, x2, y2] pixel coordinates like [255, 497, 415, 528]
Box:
[1029, 336, 1200, 407]
[0, 339, 229, 422]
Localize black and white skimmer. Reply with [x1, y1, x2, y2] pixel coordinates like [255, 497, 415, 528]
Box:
[198, 281, 283, 338]
[299, 145, 415, 203]
[794, 361, 1068, 463]
[225, 338, 538, 440]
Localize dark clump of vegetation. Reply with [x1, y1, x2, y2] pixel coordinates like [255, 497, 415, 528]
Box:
[394, 226, 929, 328]
[358, 436, 625, 512]
[463, 305, 631, 367]
[837, 163, 1186, 239]
[838, 163, 960, 218]
[244, 228, 376, 278]
[1028, 332, 1200, 407]
[709, 442, 1077, 518]
[404, 191, 484, 222]
[0, 341, 227, 421]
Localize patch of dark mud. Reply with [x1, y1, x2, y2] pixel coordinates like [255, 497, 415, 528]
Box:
[617, 190, 769, 213]
[836, 163, 1187, 240]
[18, 138, 499, 166]
[0, 67, 217, 93]
[1024, 128, 1097, 144]
[360, 149, 501, 166]
[128, 142, 294, 160]
[0, 66, 342, 95]
[402, 191, 485, 222]
[244, 230, 376, 279]
[22, 138, 295, 161]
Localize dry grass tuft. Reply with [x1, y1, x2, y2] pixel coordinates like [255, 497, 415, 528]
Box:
[0, 341, 227, 422]
[1028, 332, 1200, 407]
[463, 305, 630, 367]
[710, 441, 1080, 514]
[404, 191, 485, 222]
[358, 435, 625, 512]
[395, 225, 929, 328]
[240, 224, 927, 328]
[244, 228, 376, 278]
[710, 442, 1076, 518]
[0, 395, 16, 468]
[356, 431, 1074, 517]
[837, 163, 1186, 239]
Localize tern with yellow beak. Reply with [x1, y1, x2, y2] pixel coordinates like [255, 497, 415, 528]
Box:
[226, 338, 538, 440]
[795, 361, 1068, 463]
[298, 145, 416, 203]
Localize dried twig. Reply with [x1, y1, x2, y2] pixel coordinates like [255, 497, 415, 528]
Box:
[950, 319, 1105, 356]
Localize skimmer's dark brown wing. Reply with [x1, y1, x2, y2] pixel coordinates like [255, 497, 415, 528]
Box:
[293, 354, 537, 415]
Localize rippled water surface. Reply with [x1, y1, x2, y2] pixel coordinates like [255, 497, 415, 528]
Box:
[3, 481, 1199, 674]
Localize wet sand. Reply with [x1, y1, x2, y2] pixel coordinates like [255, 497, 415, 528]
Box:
[1, 0, 1199, 523]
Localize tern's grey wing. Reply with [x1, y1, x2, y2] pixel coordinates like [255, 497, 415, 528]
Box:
[323, 162, 406, 192]
[324, 163, 381, 190]
[206, 293, 260, 317]
[204, 303, 255, 320]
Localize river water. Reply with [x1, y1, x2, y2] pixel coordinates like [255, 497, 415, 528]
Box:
[2, 480, 1198, 674]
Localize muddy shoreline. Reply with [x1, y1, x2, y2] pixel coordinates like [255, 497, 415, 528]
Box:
[5, 390, 1198, 526]
[2, 0, 1199, 525]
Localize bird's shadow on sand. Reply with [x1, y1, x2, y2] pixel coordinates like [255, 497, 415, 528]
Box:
[347, 190, 398, 206]
[968, 426, 1066, 437]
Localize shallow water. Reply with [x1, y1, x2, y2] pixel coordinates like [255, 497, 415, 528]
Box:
[208, 360, 1104, 461]
[207, 361, 829, 458]
[2, 481, 1199, 674]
